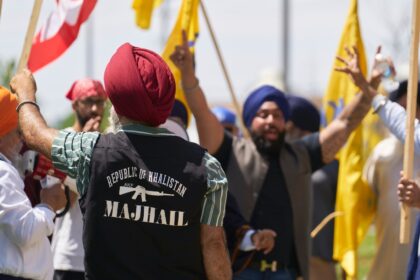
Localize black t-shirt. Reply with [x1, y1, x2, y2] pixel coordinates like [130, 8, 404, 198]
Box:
[214, 131, 324, 268]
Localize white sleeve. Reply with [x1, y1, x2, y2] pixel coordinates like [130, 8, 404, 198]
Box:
[0, 162, 55, 247]
[374, 95, 420, 155]
[239, 229, 256, 251]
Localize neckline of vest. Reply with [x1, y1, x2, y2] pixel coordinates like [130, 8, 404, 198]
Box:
[119, 124, 176, 137]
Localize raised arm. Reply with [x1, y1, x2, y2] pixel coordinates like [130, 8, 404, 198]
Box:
[319, 46, 378, 163]
[10, 69, 58, 159]
[170, 31, 225, 154]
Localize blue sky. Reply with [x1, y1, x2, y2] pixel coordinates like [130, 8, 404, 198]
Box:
[0, 0, 411, 126]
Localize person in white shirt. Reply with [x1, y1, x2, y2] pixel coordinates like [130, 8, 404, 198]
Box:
[364, 81, 420, 280]
[0, 86, 65, 280]
[51, 78, 107, 280]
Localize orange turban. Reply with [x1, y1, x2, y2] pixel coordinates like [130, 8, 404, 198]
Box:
[0, 86, 18, 137]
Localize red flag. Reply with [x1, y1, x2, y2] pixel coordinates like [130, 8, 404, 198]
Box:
[28, 0, 97, 72]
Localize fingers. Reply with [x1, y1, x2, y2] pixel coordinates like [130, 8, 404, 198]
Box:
[334, 56, 350, 73]
[83, 116, 101, 132]
[398, 176, 419, 207]
[254, 229, 276, 254]
[335, 56, 348, 65]
[387, 57, 397, 77]
[181, 29, 189, 49]
[334, 67, 350, 73]
[352, 45, 359, 59]
[344, 46, 353, 58]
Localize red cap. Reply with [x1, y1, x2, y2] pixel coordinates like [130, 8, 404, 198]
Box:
[66, 78, 107, 101]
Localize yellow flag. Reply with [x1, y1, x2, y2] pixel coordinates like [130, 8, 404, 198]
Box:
[132, 0, 164, 29]
[161, 0, 199, 124]
[321, 0, 382, 278]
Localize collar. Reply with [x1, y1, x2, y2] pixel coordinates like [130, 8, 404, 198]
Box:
[119, 123, 176, 137]
[0, 152, 11, 164]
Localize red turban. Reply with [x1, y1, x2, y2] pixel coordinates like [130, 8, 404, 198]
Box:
[0, 86, 18, 138]
[66, 78, 107, 101]
[104, 43, 175, 126]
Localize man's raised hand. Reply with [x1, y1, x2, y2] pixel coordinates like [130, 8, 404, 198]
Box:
[170, 30, 195, 76]
[10, 69, 37, 102]
[335, 46, 372, 95]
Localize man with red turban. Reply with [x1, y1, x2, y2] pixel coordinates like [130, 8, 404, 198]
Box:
[0, 86, 65, 280]
[11, 43, 231, 280]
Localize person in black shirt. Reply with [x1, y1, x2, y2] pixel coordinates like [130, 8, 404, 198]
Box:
[171, 34, 376, 279]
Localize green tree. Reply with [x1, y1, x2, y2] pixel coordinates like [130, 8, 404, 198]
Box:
[0, 59, 16, 87]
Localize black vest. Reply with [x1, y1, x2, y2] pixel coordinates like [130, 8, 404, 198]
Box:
[80, 131, 208, 280]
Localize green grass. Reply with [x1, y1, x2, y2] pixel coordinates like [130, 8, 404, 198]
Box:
[358, 227, 376, 279]
[334, 227, 376, 279]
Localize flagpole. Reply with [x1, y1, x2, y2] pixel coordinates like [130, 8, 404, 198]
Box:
[199, 0, 249, 138]
[281, 0, 290, 91]
[400, 0, 420, 244]
[85, 14, 94, 77]
[0, 0, 3, 23]
[17, 0, 43, 72]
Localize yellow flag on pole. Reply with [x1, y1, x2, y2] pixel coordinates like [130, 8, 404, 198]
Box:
[321, 0, 381, 278]
[161, 0, 199, 124]
[132, 0, 163, 29]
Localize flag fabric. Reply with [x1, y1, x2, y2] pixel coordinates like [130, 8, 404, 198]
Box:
[161, 0, 199, 124]
[28, 0, 97, 72]
[132, 0, 163, 29]
[321, 0, 382, 278]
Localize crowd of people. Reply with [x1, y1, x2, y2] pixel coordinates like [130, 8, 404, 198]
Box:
[1, 32, 420, 280]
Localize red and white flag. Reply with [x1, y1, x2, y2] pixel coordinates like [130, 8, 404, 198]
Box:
[28, 0, 97, 72]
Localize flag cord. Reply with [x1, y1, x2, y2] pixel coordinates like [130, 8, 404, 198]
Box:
[18, 0, 43, 72]
[310, 211, 344, 238]
[199, 0, 249, 138]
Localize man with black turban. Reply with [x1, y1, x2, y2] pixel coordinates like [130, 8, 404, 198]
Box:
[11, 43, 231, 280]
[171, 32, 378, 279]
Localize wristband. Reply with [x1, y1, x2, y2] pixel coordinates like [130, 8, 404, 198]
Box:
[182, 78, 200, 94]
[16, 100, 40, 112]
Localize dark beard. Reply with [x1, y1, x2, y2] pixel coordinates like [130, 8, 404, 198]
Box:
[251, 131, 285, 156]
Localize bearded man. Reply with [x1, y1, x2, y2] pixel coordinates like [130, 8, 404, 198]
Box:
[171, 33, 378, 279]
[51, 78, 107, 280]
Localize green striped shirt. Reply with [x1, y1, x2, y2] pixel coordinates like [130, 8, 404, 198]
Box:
[51, 124, 227, 226]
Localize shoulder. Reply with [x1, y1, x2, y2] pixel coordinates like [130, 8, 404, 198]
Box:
[0, 160, 19, 180]
[369, 137, 402, 163]
[231, 136, 258, 157]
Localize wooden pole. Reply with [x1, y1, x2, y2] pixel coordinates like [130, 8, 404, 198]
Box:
[199, 0, 249, 138]
[0, 0, 3, 24]
[17, 0, 43, 72]
[400, 0, 420, 244]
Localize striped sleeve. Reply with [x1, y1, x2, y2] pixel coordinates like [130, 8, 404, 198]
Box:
[51, 130, 100, 195]
[200, 152, 228, 226]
